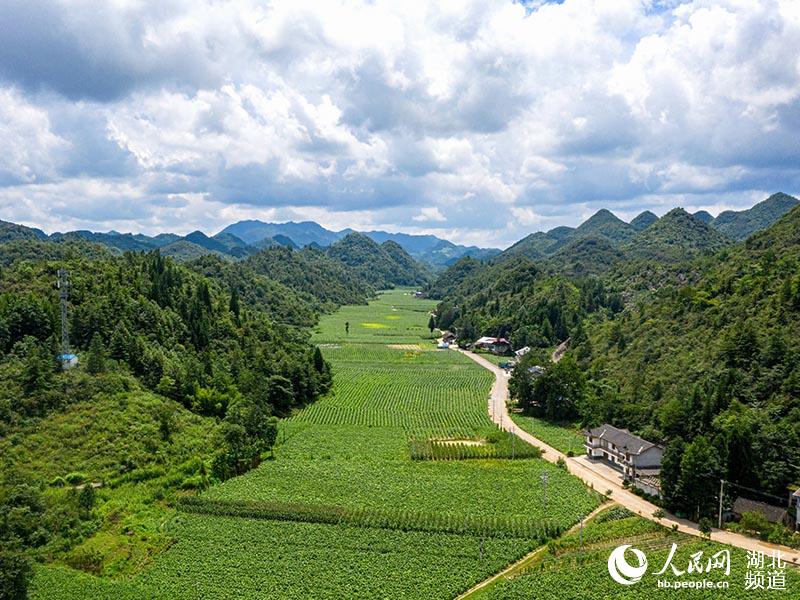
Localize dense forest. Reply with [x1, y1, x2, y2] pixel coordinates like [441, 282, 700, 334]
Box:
[433, 194, 800, 535]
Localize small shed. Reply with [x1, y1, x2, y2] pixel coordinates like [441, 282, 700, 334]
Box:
[58, 353, 79, 369]
[732, 497, 788, 525]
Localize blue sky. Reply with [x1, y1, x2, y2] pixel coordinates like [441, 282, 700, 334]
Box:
[0, 0, 799, 248]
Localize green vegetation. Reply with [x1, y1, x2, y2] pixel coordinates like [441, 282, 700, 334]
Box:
[31, 517, 535, 600]
[712, 192, 799, 240]
[0, 243, 337, 596]
[21, 288, 600, 599]
[326, 232, 429, 288]
[432, 198, 800, 530]
[509, 414, 584, 456]
[473, 507, 800, 599]
[622, 208, 733, 262]
[242, 245, 377, 308]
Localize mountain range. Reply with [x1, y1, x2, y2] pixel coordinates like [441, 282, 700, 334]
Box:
[0, 192, 795, 272]
[504, 192, 798, 271]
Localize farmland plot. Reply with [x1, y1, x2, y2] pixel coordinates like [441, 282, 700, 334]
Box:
[476, 508, 800, 600]
[32, 289, 601, 599]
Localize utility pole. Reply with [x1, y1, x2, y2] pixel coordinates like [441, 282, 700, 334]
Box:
[57, 268, 70, 359]
[717, 479, 725, 529]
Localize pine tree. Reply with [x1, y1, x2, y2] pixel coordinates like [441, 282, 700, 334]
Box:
[86, 333, 106, 374]
[229, 288, 241, 325]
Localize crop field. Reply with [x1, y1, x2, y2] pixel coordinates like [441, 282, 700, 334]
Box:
[32, 516, 537, 600]
[509, 413, 585, 455]
[32, 289, 601, 599]
[473, 507, 800, 600]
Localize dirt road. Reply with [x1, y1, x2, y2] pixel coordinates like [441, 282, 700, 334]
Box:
[459, 348, 800, 565]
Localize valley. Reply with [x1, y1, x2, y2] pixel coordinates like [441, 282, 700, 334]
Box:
[28, 289, 599, 599]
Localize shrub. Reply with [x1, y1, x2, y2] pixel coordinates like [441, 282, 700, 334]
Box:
[64, 472, 87, 485]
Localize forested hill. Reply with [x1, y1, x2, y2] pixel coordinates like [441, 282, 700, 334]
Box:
[0, 243, 333, 587]
[500, 193, 797, 265]
[567, 204, 800, 515]
[241, 245, 377, 309]
[326, 232, 429, 288]
[430, 202, 800, 526]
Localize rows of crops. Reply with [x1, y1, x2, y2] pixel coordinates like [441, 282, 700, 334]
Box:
[32, 289, 603, 599]
[475, 508, 800, 600]
[206, 455, 600, 524]
[409, 431, 542, 461]
[179, 497, 564, 540]
[32, 516, 537, 600]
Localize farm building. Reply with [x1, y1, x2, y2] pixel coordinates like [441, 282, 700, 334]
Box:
[527, 365, 545, 377]
[472, 336, 511, 355]
[731, 497, 789, 525]
[515, 346, 531, 357]
[584, 424, 663, 497]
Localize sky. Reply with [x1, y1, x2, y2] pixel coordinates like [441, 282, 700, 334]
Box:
[0, 0, 799, 248]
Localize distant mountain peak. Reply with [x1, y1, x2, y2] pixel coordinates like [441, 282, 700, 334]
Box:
[712, 192, 799, 240]
[630, 211, 658, 231]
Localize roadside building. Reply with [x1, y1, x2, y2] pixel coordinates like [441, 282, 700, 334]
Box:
[584, 424, 663, 497]
[472, 336, 511, 355]
[732, 497, 789, 526]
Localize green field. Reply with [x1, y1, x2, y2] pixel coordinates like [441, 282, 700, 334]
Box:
[474, 506, 800, 599]
[509, 413, 585, 455]
[32, 289, 601, 599]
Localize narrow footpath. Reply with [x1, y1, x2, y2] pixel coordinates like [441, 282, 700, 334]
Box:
[458, 348, 800, 565]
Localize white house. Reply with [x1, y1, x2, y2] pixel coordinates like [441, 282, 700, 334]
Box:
[585, 424, 664, 497]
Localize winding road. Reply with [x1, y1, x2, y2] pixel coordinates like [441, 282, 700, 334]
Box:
[458, 347, 800, 566]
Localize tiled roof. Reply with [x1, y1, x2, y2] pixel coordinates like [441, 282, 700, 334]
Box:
[732, 497, 787, 524]
[587, 424, 657, 455]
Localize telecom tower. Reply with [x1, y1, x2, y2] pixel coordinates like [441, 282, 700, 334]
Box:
[57, 268, 78, 369]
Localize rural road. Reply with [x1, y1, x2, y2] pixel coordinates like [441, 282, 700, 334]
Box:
[458, 348, 800, 566]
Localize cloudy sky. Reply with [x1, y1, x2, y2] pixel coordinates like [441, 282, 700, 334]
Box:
[1, 0, 799, 248]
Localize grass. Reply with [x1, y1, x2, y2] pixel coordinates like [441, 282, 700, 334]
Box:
[1, 386, 217, 577]
[509, 413, 585, 455]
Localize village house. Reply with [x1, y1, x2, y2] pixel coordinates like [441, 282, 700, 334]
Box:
[472, 336, 511, 355]
[584, 424, 663, 497]
[731, 497, 788, 526]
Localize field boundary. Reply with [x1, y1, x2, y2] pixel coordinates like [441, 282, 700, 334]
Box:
[178, 497, 564, 540]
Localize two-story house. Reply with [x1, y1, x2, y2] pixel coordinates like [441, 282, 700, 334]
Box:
[584, 424, 664, 497]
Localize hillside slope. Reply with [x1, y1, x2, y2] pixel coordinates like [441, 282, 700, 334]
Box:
[712, 192, 799, 239]
[327, 232, 429, 288]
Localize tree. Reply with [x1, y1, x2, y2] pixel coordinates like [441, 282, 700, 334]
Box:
[679, 436, 722, 520]
[698, 517, 713, 540]
[660, 439, 686, 512]
[0, 543, 31, 600]
[428, 314, 436, 334]
[20, 339, 54, 397]
[229, 288, 241, 325]
[86, 333, 106, 374]
[530, 356, 585, 420]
